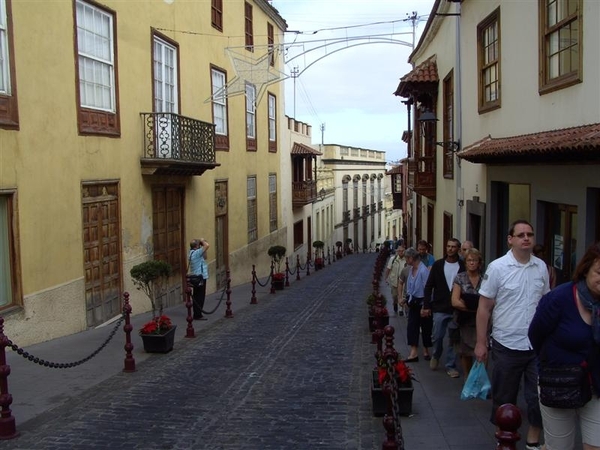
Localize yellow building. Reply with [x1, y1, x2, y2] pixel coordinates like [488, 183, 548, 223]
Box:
[0, 0, 287, 346]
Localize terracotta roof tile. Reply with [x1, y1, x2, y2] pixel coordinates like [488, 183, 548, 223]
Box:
[459, 123, 600, 164]
[386, 165, 402, 175]
[394, 55, 439, 97]
[291, 142, 322, 156]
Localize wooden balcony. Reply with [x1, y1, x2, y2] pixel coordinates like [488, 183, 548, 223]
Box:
[140, 112, 219, 176]
[292, 180, 317, 207]
[406, 156, 436, 200]
[392, 193, 402, 210]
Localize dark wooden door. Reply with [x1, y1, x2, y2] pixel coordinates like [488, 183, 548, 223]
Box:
[82, 182, 121, 327]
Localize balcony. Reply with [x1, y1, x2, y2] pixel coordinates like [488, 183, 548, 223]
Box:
[406, 156, 436, 200]
[343, 211, 351, 223]
[140, 112, 219, 176]
[292, 180, 317, 207]
[353, 207, 361, 220]
[392, 193, 402, 210]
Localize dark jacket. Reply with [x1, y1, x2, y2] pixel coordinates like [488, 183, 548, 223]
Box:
[423, 258, 465, 314]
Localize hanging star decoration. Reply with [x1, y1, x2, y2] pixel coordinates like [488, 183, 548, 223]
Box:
[206, 47, 285, 105]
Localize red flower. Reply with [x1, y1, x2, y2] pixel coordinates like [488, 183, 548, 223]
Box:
[272, 272, 285, 281]
[139, 315, 172, 335]
[377, 360, 413, 385]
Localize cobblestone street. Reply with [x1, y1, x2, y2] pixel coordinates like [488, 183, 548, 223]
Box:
[3, 254, 384, 450]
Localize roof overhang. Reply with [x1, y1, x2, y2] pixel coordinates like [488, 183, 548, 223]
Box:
[291, 142, 322, 156]
[393, 55, 439, 99]
[458, 123, 600, 164]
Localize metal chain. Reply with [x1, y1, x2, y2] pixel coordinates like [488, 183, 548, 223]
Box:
[7, 315, 125, 369]
[255, 273, 272, 287]
[200, 283, 228, 314]
[385, 356, 405, 450]
[287, 264, 297, 275]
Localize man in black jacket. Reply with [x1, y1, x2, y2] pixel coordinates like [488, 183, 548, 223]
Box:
[422, 238, 465, 377]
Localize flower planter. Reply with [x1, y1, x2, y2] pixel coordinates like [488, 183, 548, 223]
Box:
[272, 279, 285, 290]
[370, 369, 413, 417]
[140, 325, 177, 353]
[368, 314, 389, 332]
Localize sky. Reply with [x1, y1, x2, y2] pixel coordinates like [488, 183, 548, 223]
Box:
[269, 0, 435, 164]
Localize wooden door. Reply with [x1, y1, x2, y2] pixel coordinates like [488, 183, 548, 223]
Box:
[82, 182, 122, 327]
[215, 181, 228, 289]
[152, 186, 184, 308]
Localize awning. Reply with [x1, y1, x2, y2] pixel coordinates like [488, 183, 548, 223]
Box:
[394, 55, 439, 98]
[459, 123, 600, 164]
[291, 142, 322, 156]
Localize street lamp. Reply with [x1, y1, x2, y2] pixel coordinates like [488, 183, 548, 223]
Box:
[418, 110, 460, 152]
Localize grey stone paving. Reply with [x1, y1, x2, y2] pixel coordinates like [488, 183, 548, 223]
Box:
[2, 255, 382, 450]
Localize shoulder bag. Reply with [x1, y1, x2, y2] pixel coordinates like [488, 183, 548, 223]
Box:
[538, 284, 593, 409]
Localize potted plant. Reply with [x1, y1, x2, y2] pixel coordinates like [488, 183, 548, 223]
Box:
[335, 241, 343, 259]
[371, 353, 414, 417]
[130, 259, 175, 353]
[267, 245, 286, 290]
[312, 240, 325, 270]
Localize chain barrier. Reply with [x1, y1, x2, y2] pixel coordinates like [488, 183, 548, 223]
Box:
[255, 272, 272, 288]
[385, 356, 405, 449]
[7, 315, 125, 369]
[200, 283, 228, 315]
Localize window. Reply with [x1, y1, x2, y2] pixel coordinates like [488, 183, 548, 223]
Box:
[0, 192, 20, 309]
[477, 8, 500, 112]
[268, 93, 276, 152]
[539, 0, 582, 94]
[0, 0, 18, 129]
[211, 0, 223, 31]
[443, 71, 454, 179]
[153, 35, 178, 113]
[211, 66, 229, 150]
[246, 83, 256, 150]
[75, 0, 119, 135]
[267, 22, 274, 66]
[247, 176, 257, 243]
[269, 174, 277, 232]
[244, 2, 253, 52]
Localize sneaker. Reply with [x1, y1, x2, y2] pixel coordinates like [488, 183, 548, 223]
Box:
[446, 368, 460, 378]
[429, 358, 439, 370]
[525, 444, 542, 450]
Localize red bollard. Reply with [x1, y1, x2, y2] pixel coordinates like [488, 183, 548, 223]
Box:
[225, 269, 233, 318]
[285, 257, 290, 287]
[184, 285, 195, 338]
[296, 255, 301, 281]
[122, 292, 136, 372]
[250, 265, 258, 304]
[495, 404, 521, 450]
[0, 317, 18, 440]
[270, 261, 276, 294]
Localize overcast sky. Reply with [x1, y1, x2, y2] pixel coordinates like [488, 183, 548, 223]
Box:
[270, 0, 435, 164]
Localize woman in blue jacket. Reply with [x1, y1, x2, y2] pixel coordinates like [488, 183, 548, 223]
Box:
[528, 242, 600, 450]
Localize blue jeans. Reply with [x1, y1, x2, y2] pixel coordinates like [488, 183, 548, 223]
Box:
[431, 312, 457, 369]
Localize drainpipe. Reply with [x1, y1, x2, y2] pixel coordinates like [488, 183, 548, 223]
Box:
[455, 2, 463, 240]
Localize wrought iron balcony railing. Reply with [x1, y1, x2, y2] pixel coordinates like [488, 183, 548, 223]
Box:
[140, 112, 218, 176]
[292, 180, 317, 207]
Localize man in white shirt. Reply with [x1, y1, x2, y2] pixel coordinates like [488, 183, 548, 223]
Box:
[475, 220, 550, 450]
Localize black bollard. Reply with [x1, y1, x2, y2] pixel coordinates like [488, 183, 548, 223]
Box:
[0, 317, 18, 439]
[250, 265, 257, 304]
[225, 268, 233, 318]
[183, 285, 195, 338]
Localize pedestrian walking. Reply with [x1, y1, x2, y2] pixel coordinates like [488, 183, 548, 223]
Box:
[528, 242, 600, 450]
[188, 238, 209, 320]
[400, 247, 432, 362]
[384, 245, 406, 315]
[417, 239, 435, 269]
[451, 247, 483, 377]
[422, 238, 465, 378]
[475, 219, 550, 450]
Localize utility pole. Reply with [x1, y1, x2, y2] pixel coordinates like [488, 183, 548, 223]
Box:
[291, 66, 299, 118]
[406, 11, 418, 49]
[320, 123, 325, 146]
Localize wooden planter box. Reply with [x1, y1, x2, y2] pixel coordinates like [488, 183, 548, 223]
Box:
[140, 325, 177, 353]
[371, 369, 414, 417]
